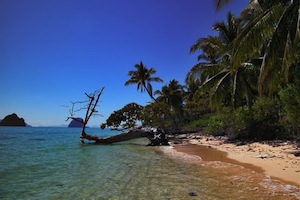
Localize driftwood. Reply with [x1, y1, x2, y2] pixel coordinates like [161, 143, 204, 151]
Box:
[66, 89, 169, 145]
[81, 127, 169, 146]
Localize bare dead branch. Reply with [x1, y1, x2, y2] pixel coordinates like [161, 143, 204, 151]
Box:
[65, 87, 105, 143]
[85, 93, 94, 99]
[84, 87, 105, 124]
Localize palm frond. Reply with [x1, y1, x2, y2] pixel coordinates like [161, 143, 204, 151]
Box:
[209, 71, 231, 109]
[196, 69, 229, 96]
[189, 36, 224, 54]
[231, 4, 285, 71]
[214, 0, 233, 11]
[259, 3, 300, 95]
[149, 77, 163, 83]
[186, 63, 221, 84]
[147, 83, 153, 97]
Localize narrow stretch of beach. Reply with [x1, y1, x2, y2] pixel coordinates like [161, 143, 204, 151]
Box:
[172, 134, 300, 187]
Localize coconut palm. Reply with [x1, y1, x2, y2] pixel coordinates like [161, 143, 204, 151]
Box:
[228, 0, 300, 95]
[188, 12, 259, 110]
[257, 0, 299, 95]
[125, 62, 180, 130]
[125, 61, 163, 101]
[188, 34, 225, 81]
[154, 79, 184, 130]
[154, 80, 183, 112]
[184, 78, 201, 102]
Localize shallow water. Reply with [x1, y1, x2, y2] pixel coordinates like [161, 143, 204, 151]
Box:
[0, 127, 299, 199]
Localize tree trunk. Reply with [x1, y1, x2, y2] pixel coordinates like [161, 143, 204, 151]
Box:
[80, 127, 169, 145]
[80, 123, 87, 144]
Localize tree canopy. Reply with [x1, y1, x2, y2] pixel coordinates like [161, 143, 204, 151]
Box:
[103, 0, 300, 140]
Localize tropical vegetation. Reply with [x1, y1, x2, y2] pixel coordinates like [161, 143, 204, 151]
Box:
[102, 0, 300, 142]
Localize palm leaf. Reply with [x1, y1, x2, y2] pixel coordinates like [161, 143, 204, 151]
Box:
[259, 2, 300, 95]
[147, 82, 153, 97]
[214, 0, 233, 11]
[196, 69, 229, 98]
[231, 4, 284, 71]
[210, 71, 231, 109]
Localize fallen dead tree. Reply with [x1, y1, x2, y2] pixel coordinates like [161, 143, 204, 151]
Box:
[94, 127, 169, 146]
[65, 88, 169, 145]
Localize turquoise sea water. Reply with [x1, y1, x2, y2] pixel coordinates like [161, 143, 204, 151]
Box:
[0, 127, 299, 200]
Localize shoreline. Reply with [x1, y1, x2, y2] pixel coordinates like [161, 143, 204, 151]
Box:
[171, 134, 300, 188]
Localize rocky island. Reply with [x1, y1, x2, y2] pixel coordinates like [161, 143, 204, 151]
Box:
[68, 118, 84, 128]
[0, 113, 26, 126]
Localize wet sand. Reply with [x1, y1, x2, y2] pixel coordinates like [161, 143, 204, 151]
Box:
[173, 136, 300, 188]
[175, 144, 264, 174]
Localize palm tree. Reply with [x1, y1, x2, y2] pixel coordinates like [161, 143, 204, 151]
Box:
[227, 0, 300, 96]
[124, 61, 163, 101]
[154, 80, 184, 130]
[155, 80, 183, 112]
[184, 78, 201, 102]
[125, 62, 176, 129]
[188, 12, 258, 110]
[188, 35, 224, 86]
[184, 78, 211, 120]
[190, 35, 222, 64]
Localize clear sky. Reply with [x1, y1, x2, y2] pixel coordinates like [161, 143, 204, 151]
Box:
[0, 0, 249, 127]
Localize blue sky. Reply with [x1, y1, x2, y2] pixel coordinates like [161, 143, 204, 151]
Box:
[0, 0, 249, 127]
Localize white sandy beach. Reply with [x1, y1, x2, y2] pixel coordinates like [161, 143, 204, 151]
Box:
[172, 135, 300, 187]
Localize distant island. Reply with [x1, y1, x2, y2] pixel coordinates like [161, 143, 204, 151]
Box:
[68, 118, 84, 128]
[0, 113, 26, 126]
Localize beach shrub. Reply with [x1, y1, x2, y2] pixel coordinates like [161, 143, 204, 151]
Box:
[279, 84, 300, 126]
[251, 97, 281, 125]
[233, 97, 286, 140]
[200, 98, 284, 140]
[279, 84, 300, 139]
[182, 96, 296, 140]
[192, 109, 233, 135]
[198, 113, 223, 134]
[182, 112, 224, 135]
[226, 97, 284, 140]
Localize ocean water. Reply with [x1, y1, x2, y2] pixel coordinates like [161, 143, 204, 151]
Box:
[0, 127, 299, 200]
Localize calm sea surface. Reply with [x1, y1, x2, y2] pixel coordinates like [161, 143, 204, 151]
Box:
[0, 127, 299, 200]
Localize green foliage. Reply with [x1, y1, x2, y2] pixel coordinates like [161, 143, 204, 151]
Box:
[185, 98, 285, 140]
[222, 98, 282, 140]
[116, 1, 300, 142]
[141, 102, 171, 129]
[251, 97, 281, 125]
[183, 113, 213, 130]
[101, 103, 143, 130]
[205, 107, 252, 137]
[184, 0, 300, 140]
[279, 84, 300, 126]
[183, 112, 227, 135]
[154, 79, 185, 130]
[201, 113, 225, 134]
[182, 101, 210, 125]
